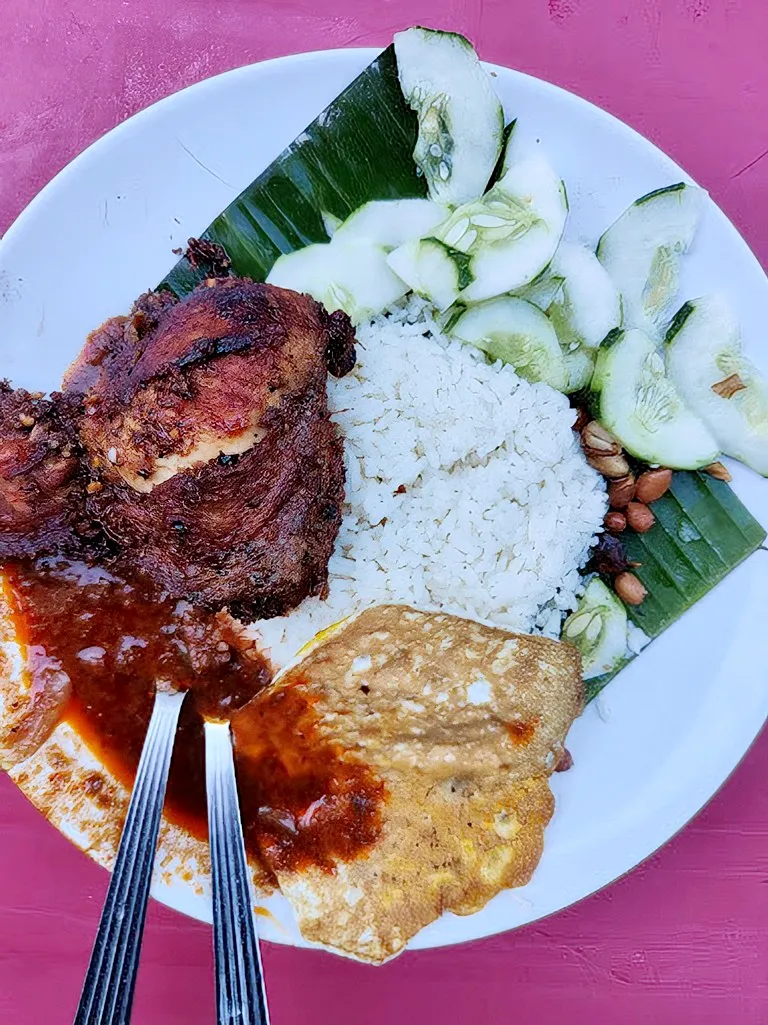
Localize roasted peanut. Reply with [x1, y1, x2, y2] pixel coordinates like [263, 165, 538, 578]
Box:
[586, 452, 631, 479]
[554, 748, 574, 772]
[626, 501, 655, 533]
[635, 468, 673, 504]
[608, 474, 636, 508]
[604, 511, 627, 533]
[704, 461, 732, 482]
[711, 372, 746, 399]
[615, 571, 647, 605]
[581, 420, 621, 455]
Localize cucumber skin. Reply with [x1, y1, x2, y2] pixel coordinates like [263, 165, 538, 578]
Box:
[441, 303, 468, 333]
[486, 119, 517, 190]
[410, 25, 476, 50]
[600, 327, 624, 352]
[590, 329, 622, 393]
[443, 243, 474, 291]
[595, 182, 694, 261]
[635, 182, 687, 206]
[664, 300, 696, 343]
[420, 238, 474, 291]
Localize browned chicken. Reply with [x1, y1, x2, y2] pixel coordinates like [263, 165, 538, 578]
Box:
[0, 384, 95, 558]
[62, 278, 355, 620]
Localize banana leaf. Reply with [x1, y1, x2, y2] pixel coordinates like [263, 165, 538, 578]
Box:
[161, 47, 424, 297]
[585, 472, 765, 702]
[158, 44, 766, 703]
[623, 472, 765, 637]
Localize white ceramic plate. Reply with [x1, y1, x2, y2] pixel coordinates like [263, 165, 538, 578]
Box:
[1, 47, 767, 953]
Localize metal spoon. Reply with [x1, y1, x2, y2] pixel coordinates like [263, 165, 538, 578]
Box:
[205, 719, 271, 1025]
[73, 686, 187, 1025]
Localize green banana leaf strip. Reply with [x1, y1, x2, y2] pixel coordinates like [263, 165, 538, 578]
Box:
[585, 472, 765, 702]
[161, 47, 425, 297]
[154, 47, 764, 706]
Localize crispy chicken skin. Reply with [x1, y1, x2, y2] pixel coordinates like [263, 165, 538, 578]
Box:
[0, 384, 92, 558]
[62, 278, 355, 620]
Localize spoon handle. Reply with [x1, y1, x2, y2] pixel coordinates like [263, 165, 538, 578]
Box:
[73, 688, 186, 1025]
[205, 719, 270, 1025]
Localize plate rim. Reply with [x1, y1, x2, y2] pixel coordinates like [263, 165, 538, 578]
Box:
[2, 44, 767, 956]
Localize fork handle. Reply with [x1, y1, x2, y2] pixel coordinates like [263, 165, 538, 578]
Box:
[205, 719, 270, 1025]
[73, 689, 186, 1025]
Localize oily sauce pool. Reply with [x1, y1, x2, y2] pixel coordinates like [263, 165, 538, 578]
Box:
[5, 557, 384, 873]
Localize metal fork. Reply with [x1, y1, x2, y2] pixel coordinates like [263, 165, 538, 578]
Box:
[73, 687, 187, 1025]
[205, 719, 270, 1025]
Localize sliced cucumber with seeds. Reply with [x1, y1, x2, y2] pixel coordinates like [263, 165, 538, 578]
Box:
[430, 154, 567, 302]
[447, 296, 568, 391]
[267, 239, 408, 324]
[596, 327, 719, 469]
[394, 27, 504, 207]
[562, 578, 628, 681]
[333, 198, 447, 251]
[597, 183, 703, 337]
[666, 294, 768, 476]
[547, 243, 621, 349]
[387, 237, 472, 311]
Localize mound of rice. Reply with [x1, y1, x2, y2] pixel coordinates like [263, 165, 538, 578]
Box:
[254, 297, 607, 668]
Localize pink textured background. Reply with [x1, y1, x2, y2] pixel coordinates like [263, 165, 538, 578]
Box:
[2, 1, 768, 1022]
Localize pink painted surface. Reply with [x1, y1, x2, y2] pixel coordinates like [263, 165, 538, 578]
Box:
[1, 0, 768, 1021]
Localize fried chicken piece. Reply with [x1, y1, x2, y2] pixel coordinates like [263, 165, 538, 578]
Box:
[65, 278, 355, 620]
[0, 384, 92, 558]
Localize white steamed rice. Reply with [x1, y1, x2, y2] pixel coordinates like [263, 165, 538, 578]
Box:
[253, 296, 607, 668]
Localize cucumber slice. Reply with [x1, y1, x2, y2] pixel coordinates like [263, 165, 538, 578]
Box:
[547, 243, 622, 349]
[431, 154, 567, 302]
[447, 296, 569, 391]
[562, 578, 628, 681]
[666, 295, 768, 476]
[597, 183, 704, 337]
[387, 237, 471, 311]
[596, 328, 720, 469]
[267, 239, 408, 324]
[515, 270, 566, 311]
[333, 198, 447, 251]
[562, 344, 595, 393]
[394, 27, 504, 207]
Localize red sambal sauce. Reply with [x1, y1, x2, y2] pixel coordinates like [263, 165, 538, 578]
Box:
[506, 716, 539, 746]
[4, 557, 385, 873]
[232, 680, 386, 873]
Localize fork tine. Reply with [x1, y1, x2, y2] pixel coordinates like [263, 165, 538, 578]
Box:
[73, 688, 186, 1025]
[205, 719, 270, 1025]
